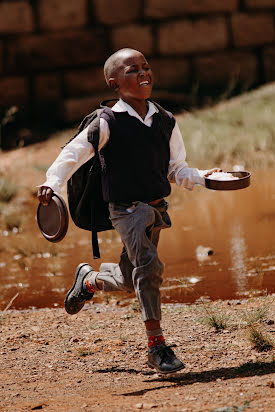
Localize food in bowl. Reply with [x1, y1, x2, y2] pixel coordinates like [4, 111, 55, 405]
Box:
[206, 172, 239, 181]
[205, 171, 251, 191]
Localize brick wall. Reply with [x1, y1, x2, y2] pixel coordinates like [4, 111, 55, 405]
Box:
[0, 0, 275, 124]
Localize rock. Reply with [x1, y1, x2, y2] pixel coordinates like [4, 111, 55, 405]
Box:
[196, 245, 214, 262]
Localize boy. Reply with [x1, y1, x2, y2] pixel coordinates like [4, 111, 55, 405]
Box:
[38, 48, 220, 374]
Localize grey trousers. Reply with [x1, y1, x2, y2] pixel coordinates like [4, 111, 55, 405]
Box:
[95, 200, 171, 321]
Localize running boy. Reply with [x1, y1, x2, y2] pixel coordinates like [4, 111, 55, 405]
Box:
[38, 48, 220, 374]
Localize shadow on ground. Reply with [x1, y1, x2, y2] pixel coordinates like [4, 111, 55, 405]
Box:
[95, 361, 275, 397]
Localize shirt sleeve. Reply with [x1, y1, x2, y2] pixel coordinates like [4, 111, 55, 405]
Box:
[41, 118, 110, 193]
[168, 121, 209, 190]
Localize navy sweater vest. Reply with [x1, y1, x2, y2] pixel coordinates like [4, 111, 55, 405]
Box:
[100, 104, 175, 203]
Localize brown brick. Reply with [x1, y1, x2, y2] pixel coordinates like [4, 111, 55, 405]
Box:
[35, 74, 61, 99]
[6, 30, 108, 73]
[159, 18, 228, 55]
[146, 0, 238, 18]
[38, 0, 87, 31]
[231, 13, 275, 47]
[263, 46, 275, 81]
[93, 0, 141, 25]
[150, 58, 190, 88]
[0, 76, 28, 106]
[0, 1, 34, 34]
[64, 67, 108, 97]
[194, 51, 258, 85]
[245, 0, 275, 8]
[112, 25, 153, 56]
[63, 93, 115, 123]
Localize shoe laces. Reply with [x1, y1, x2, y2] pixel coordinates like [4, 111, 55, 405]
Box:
[151, 344, 177, 363]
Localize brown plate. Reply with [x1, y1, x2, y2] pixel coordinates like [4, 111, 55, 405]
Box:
[37, 193, 69, 242]
[205, 171, 251, 191]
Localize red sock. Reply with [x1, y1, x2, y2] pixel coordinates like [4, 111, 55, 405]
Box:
[84, 279, 95, 294]
[148, 335, 165, 349]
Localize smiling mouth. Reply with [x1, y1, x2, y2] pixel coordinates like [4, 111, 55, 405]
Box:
[139, 80, 150, 86]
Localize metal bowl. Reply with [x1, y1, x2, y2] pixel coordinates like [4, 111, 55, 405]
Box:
[205, 171, 251, 191]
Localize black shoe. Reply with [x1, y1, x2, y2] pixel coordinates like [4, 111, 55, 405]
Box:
[148, 344, 184, 374]
[64, 263, 95, 315]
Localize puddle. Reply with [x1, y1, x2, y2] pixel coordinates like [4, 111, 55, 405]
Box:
[1, 169, 275, 310]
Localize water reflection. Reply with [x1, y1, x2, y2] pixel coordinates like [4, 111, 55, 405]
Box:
[1, 169, 275, 310]
[229, 221, 248, 293]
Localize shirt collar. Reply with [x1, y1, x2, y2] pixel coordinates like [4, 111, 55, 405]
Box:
[112, 98, 159, 124]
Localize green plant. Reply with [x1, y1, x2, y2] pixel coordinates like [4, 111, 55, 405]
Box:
[0, 178, 18, 202]
[198, 309, 230, 331]
[248, 326, 274, 352]
[241, 296, 274, 326]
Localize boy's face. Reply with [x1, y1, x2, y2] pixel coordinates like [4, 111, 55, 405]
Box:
[110, 50, 153, 101]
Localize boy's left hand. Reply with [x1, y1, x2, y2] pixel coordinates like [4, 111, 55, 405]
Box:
[204, 168, 222, 177]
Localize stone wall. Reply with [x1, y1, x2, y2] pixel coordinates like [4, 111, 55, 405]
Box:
[0, 0, 275, 124]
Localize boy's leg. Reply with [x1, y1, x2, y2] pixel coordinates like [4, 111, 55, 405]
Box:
[65, 241, 135, 315]
[109, 201, 164, 321]
[109, 201, 184, 373]
[64, 257, 135, 315]
[65, 201, 164, 315]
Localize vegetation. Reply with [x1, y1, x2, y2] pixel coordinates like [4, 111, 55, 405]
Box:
[178, 83, 275, 169]
[0, 293, 19, 323]
[248, 326, 274, 352]
[241, 296, 274, 326]
[0, 177, 18, 202]
[198, 307, 230, 331]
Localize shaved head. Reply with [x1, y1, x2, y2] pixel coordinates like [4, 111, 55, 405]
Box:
[104, 48, 144, 86]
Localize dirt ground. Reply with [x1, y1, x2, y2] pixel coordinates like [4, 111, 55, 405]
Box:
[0, 120, 274, 411]
[0, 296, 274, 412]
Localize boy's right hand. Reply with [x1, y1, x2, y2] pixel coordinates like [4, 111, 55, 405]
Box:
[37, 186, 53, 206]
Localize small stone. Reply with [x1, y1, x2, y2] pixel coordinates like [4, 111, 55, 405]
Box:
[135, 403, 143, 409]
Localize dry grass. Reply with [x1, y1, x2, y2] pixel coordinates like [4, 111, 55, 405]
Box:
[178, 83, 275, 169]
[0, 293, 19, 323]
[241, 297, 273, 326]
[248, 326, 274, 352]
[197, 307, 230, 331]
[0, 177, 18, 202]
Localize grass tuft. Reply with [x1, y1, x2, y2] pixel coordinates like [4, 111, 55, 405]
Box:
[248, 326, 274, 352]
[0, 177, 18, 202]
[241, 296, 274, 326]
[199, 310, 229, 331]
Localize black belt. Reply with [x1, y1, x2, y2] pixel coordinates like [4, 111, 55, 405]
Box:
[113, 199, 168, 213]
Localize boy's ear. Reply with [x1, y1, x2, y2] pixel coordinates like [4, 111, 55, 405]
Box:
[108, 78, 119, 91]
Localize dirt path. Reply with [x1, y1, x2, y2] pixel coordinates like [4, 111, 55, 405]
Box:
[0, 296, 274, 411]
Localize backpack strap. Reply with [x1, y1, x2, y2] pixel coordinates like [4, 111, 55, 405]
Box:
[86, 109, 106, 259]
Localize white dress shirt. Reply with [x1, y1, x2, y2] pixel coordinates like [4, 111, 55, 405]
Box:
[42, 99, 207, 194]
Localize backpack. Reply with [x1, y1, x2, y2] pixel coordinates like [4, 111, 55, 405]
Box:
[65, 100, 117, 259]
